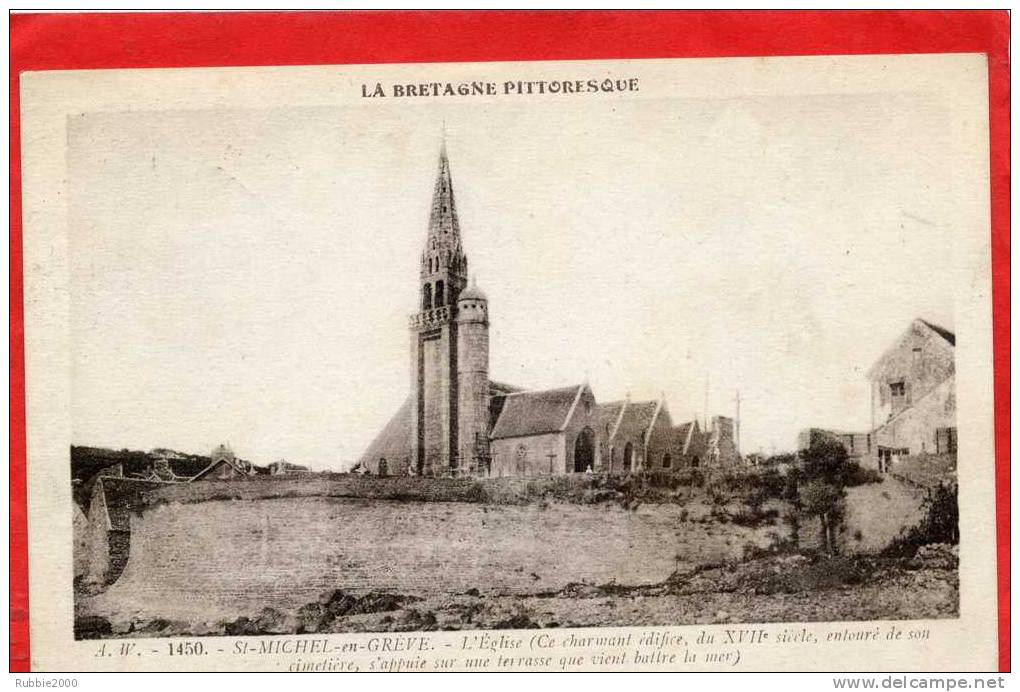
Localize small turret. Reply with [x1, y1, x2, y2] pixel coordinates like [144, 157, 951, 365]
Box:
[456, 276, 490, 473]
[456, 277, 488, 324]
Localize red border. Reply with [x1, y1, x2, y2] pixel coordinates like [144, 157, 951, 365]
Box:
[9, 10, 1009, 672]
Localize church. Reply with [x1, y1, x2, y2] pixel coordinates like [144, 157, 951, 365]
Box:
[358, 143, 739, 477]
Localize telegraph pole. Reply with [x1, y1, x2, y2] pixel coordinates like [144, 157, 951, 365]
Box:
[733, 389, 742, 456]
[704, 373, 710, 430]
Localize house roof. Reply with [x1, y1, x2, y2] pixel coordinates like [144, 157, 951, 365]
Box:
[489, 384, 585, 440]
[867, 318, 956, 381]
[192, 452, 254, 480]
[918, 319, 956, 346]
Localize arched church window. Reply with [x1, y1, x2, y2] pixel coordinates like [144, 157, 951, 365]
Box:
[435, 280, 445, 307]
[422, 283, 432, 311]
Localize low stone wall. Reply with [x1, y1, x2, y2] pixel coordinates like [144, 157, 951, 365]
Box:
[81, 482, 786, 623]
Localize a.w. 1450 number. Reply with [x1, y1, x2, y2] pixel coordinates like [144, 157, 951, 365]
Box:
[168, 641, 205, 656]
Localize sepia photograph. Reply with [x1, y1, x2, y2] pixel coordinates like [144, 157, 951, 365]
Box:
[65, 67, 963, 641]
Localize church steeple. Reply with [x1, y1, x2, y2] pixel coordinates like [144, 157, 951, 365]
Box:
[419, 141, 468, 309]
[428, 142, 461, 241]
[408, 139, 488, 477]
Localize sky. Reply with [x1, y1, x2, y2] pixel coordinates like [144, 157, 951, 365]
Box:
[67, 86, 956, 469]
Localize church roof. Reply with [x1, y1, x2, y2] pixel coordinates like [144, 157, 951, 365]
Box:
[357, 379, 531, 468]
[594, 401, 626, 438]
[609, 400, 660, 442]
[489, 381, 526, 395]
[675, 420, 699, 453]
[357, 397, 413, 467]
[489, 384, 586, 440]
[458, 283, 487, 302]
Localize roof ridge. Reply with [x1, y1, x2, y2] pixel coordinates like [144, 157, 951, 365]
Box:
[916, 318, 956, 345]
[560, 383, 587, 432]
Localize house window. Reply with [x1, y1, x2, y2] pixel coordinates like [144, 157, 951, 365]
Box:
[912, 347, 922, 363]
[889, 381, 906, 397]
[936, 427, 957, 455]
[662, 454, 672, 469]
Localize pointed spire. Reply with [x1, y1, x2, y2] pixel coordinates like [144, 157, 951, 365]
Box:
[428, 139, 460, 241]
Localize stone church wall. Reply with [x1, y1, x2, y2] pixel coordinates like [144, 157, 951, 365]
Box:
[645, 407, 680, 470]
[561, 388, 597, 474]
[490, 432, 564, 477]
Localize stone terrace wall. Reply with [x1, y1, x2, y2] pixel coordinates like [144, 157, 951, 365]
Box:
[82, 477, 785, 623]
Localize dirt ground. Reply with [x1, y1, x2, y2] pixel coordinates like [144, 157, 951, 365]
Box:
[76, 545, 959, 639]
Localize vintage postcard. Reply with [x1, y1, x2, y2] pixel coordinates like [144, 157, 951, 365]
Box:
[17, 49, 998, 671]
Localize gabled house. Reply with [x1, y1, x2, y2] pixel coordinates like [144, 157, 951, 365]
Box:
[869, 319, 956, 471]
[191, 443, 256, 481]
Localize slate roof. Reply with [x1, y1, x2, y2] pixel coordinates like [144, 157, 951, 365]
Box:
[489, 384, 584, 440]
[674, 420, 700, 453]
[918, 319, 956, 346]
[357, 380, 530, 467]
[358, 397, 413, 467]
[192, 455, 255, 480]
[594, 400, 626, 438]
[612, 400, 660, 442]
[490, 381, 526, 395]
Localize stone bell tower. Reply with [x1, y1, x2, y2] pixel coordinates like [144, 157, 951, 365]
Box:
[408, 142, 489, 475]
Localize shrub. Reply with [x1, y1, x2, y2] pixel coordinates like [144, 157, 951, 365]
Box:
[884, 482, 959, 557]
[730, 507, 780, 528]
[845, 465, 884, 487]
